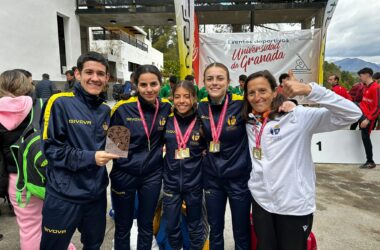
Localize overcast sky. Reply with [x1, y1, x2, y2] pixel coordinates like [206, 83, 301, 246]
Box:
[325, 0, 380, 64]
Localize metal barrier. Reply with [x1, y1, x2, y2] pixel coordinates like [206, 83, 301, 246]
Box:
[92, 29, 148, 52]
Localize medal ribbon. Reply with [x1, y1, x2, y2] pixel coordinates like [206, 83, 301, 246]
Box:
[137, 98, 159, 146]
[254, 118, 268, 149]
[174, 116, 197, 150]
[208, 95, 229, 143]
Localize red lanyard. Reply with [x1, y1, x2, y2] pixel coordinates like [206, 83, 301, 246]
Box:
[208, 95, 229, 143]
[174, 116, 197, 150]
[254, 118, 268, 149]
[137, 98, 159, 149]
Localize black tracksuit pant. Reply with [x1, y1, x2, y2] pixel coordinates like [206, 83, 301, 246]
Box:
[40, 193, 107, 250]
[163, 187, 204, 250]
[111, 168, 162, 250]
[203, 174, 251, 250]
[361, 122, 375, 163]
[251, 198, 313, 250]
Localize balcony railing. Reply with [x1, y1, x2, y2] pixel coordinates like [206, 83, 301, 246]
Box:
[77, 0, 328, 9]
[92, 29, 148, 52]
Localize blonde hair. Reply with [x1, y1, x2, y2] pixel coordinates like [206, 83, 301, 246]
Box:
[0, 70, 33, 97]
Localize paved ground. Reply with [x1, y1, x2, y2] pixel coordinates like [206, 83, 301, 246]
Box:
[1, 163, 379, 250]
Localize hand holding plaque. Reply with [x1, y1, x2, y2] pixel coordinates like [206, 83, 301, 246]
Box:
[105, 126, 130, 158]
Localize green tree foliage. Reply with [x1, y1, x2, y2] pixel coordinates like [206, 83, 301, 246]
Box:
[323, 61, 358, 89]
[143, 26, 179, 78]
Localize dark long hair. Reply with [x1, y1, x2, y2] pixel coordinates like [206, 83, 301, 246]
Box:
[134, 64, 162, 86]
[242, 70, 286, 122]
[171, 80, 198, 111]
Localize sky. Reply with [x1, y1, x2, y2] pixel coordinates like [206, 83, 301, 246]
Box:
[325, 0, 380, 64]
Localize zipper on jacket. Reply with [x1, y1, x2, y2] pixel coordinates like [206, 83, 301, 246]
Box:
[179, 160, 183, 193]
[91, 108, 98, 198]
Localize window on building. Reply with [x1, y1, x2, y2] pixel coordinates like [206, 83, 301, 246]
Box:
[57, 15, 67, 74]
[128, 62, 140, 72]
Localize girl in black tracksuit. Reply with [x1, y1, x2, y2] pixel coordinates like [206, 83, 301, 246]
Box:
[163, 80, 206, 250]
[110, 65, 171, 250]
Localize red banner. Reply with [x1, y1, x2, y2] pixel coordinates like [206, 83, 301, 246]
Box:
[193, 13, 200, 86]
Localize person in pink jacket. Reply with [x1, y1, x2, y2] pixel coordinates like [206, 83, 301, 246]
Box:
[0, 69, 75, 250]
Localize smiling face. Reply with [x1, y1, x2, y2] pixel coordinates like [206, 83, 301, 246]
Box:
[204, 66, 229, 102]
[75, 61, 109, 96]
[173, 86, 195, 115]
[247, 76, 277, 114]
[137, 72, 161, 103]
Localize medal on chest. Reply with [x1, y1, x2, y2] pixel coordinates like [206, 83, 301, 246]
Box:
[208, 95, 229, 153]
[174, 116, 196, 160]
[252, 118, 268, 160]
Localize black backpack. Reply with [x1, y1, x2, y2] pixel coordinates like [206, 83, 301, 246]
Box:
[10, 98, 47, 207]
[112, 83, 124, 101]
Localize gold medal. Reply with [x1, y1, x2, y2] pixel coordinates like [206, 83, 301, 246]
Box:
[181, 148, 190, 158]
[175, 149, 183, 160]
[209, 141, 220, 153]
[253, 147, 262, 160]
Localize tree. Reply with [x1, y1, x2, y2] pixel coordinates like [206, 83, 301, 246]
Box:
[323, 61, 358, 89]
[143, 26, 180, 77]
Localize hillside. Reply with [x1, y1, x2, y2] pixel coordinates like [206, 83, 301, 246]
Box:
[334, 58, 380, 73]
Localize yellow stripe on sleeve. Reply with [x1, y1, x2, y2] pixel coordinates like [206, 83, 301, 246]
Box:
[111, 96, 138, 117]
[43, 92, 75, 140]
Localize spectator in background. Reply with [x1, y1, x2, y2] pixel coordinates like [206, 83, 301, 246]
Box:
[160, 75, 177, 100]
[349, 81, 365, 130]
[123, 72, 136, 97]
[373, 72, 380, 82]
[64, 70, 76, 92]
[277, 73, 289, 94]
[327, 74, 352, 100]
[112, 78, 124, 101]
[185, 75, 200, 98]
[234, 74, 247, 95]
[357, 68, 380, 169]
[35, 73, 55, 99]
[373, 72, 380, 130]
[15, 69, 35, 99]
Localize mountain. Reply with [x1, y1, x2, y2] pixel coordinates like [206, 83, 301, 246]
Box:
[333, 58, 380, 73]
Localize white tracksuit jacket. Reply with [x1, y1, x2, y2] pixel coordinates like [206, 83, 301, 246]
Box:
[246, 83, 362, 216]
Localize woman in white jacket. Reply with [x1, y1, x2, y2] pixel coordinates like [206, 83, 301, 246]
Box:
[242, 70, 362, 250]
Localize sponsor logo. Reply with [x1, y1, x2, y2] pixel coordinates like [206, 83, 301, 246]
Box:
[68, 119, 92, 125]
[111, 188, 125, 196]
[303, 225, 308, 232]
[166, 130, 176, 134]
[126, 117, 142, 122]
[200, 115, 209, 120]
[44, 226, 67, 234]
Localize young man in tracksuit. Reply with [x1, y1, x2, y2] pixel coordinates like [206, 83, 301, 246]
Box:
[198, 62, 251, 250]
[327, 74, 353, 100]
[357, 67, 380, 169]
[40, 52, 119, 250]
[110, 65, 172, 250]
